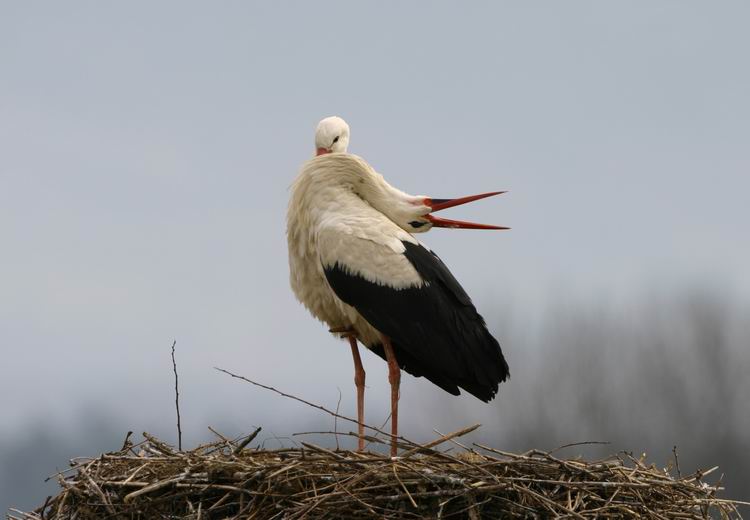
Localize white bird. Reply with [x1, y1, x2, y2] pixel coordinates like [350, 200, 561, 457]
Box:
[287, 116, 509, 456]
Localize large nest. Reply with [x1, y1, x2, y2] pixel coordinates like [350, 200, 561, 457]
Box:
[12, 426, 742, 519]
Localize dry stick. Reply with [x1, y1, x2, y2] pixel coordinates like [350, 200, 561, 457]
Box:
[433, 428, 479, 457]
[54, 491, 68, 518]
[672, 445, 682, 478]
[120, 430, 134, 451]
[43, 466, 80, 483]
[142, 432, 176, 455]
[334, 387, 342, 451]
[392, 463, 418, 509]
[8, 510, 41, 520]
[399, 424, 481, 459]
[288, 466, 388, 520]
[292, 430, 391, 450]
[122, 475, 182, 502]
[35, 495, 51, 520]
[122, 463, 149, 485]
[208, 426, 235, 447]
[207, 491, 233, 511]
[548, 440, 611, 455]
[171, 339, 182, 451]
[214, 367, 418, 450]
[233, 426, 263, 455]
[80, 464, 116, 515]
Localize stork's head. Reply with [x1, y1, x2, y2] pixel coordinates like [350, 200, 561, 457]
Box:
[315, 116, 350, 156]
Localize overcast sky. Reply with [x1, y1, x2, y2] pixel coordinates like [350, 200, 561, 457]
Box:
[1, 0, 749, 466]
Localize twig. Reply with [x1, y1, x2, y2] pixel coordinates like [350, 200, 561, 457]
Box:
[292, 431, 390, 449]
[120, 431, 134, 451]
[214, 367, 416, 449]
[233, 427, 262, 455]
[549, 440, 611, 455]
[208, 425, 235, 446]
[392, 463, 418, 509]
[123, 475, 185, 503]
[334, 386, 342, 451]
[399, 424, 481, 459]
[171, 339, 182, 451]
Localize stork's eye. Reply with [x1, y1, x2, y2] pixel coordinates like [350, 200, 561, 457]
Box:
[332, 136, 340, 144]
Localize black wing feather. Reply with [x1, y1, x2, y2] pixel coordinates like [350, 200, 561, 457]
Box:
[324, 241, 509, 402]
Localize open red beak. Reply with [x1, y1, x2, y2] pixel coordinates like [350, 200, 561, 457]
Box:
[424, 191, 509, 230]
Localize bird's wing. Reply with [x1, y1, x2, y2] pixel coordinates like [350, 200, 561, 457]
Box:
[319, 225, 509, 402]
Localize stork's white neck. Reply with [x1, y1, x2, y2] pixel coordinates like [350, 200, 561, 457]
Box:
[293, 153, 432, 234]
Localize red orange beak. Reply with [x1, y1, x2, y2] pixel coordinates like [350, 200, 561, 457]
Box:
[424, 191, 509, 230]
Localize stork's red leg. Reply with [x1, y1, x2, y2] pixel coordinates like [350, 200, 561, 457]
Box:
[381, 335, 400, 457]
[348, 335, 366, 452]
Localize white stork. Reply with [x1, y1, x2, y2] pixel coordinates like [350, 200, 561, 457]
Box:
[287, 116, 509, 456]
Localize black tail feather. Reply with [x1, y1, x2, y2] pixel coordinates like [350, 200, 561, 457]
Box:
[368, 339, 508, 402]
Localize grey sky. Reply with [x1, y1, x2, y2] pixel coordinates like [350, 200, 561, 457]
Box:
[1, 0, 749, 450]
